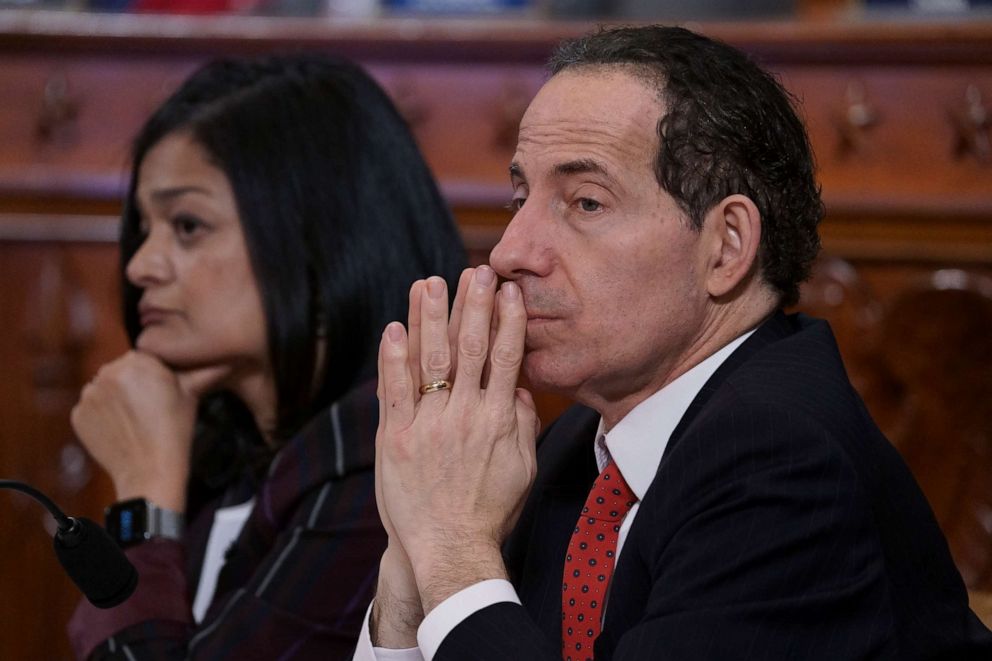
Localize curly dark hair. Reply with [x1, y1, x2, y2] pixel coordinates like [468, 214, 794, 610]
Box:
[550, 26, 823, 307]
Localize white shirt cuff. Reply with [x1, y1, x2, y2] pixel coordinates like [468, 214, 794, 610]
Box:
[416, 579, 521, 660]
[353, 600, 424, 661]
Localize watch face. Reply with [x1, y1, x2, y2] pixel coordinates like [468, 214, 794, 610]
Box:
[105, 499, 148, 547]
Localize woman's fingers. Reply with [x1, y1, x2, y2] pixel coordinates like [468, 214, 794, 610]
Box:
[174, 364, 233, 400]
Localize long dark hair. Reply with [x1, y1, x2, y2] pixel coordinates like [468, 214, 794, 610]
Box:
[120, 54, 466, 488]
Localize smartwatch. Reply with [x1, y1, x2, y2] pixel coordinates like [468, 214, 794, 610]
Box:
[105, 498, 184, 548]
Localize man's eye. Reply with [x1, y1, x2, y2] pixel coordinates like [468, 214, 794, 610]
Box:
[578, 198, 602, 212]
[506, 197, 526, 212]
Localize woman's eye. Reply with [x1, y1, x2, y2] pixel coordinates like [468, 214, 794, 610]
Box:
[506, 197, 526, 212]
[173, 214, 205, 238]
[578, 198, 602, 213]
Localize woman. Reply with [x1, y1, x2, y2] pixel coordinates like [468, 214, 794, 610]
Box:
[67, 54, 466, 659]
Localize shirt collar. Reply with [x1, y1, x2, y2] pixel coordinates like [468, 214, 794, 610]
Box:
[594, 329, 755, 500]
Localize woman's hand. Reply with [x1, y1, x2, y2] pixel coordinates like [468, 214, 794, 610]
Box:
[70, 350, 229, 512]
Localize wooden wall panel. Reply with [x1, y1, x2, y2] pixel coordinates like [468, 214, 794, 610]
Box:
[0, 241, 124, 661]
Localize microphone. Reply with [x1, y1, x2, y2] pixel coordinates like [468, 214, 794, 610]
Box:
[0, 479, 137, 608]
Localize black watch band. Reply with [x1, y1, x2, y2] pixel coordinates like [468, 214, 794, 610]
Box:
[105, 498, 184, 548]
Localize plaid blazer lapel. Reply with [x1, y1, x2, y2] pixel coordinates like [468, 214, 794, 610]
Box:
[213, 379, 379, 599]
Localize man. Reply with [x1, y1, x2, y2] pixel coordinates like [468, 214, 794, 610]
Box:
[357, 26, 992, 660]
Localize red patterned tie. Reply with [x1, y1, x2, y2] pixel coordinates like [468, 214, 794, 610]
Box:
[561, 460, 637, 661]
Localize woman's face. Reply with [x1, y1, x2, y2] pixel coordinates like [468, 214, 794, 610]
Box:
[126, 131, 269, 379]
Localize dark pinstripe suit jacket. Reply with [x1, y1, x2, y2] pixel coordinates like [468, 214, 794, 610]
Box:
[68, 379, 386, 660]
[437, 312, 992, 660]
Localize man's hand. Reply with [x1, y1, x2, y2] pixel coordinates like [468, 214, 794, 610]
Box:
[70, 350, 228, 512]
[370, 546, 424, 648]
[370, 288, 429, 647]
[376, 266, 539, 613]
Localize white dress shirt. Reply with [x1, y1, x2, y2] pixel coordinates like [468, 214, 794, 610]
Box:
[191, 498, 255, 623]
[354, 330, 754, 661]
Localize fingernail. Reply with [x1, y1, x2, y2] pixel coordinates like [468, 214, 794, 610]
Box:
[427, 277, 445, 299]
[386, 322, 404, 342]
[476, 266, 495, 286]
[502, 281, 520, 299]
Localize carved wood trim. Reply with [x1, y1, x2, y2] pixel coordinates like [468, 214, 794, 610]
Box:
[0, 214, 118, 243]
[1, 11, 992, 65]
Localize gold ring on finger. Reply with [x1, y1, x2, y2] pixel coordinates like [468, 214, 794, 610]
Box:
[419, 379, 452, 395]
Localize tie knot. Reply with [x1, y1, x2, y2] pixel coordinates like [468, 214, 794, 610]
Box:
[581, 462, 636, 523]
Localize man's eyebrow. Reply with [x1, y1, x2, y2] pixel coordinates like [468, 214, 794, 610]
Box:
[552, 159, 612, 179]
[554, 159, 625, 192]
[509, 159, 618, 185]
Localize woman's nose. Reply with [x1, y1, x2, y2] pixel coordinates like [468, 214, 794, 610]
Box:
[125, 228, 172, 288]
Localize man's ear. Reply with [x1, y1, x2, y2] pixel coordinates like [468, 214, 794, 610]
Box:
[703, 194, 762, 298]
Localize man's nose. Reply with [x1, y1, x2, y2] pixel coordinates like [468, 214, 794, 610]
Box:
[490, 203, 551, 280]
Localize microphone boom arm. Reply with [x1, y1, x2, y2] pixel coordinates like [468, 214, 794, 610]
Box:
[0, 478, 74, 532]
[1, 477, 138, 608]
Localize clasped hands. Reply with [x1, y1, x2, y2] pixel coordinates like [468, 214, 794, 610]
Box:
[374, 266, 539, 629]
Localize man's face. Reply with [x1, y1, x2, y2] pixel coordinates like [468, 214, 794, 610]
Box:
[490, 68, 713, 413]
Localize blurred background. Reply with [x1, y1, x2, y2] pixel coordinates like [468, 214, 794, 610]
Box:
[2, 0, 992, 19]
[0, 1, 990, 658]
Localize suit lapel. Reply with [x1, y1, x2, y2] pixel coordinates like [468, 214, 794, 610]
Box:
[662, 310, 797, 460]
[597, 311, 800, 656]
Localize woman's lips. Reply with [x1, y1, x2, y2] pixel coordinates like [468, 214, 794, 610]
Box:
[138, 306, 175, 326]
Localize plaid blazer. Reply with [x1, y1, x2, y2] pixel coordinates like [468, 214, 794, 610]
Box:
[68, 379, 386, 660]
